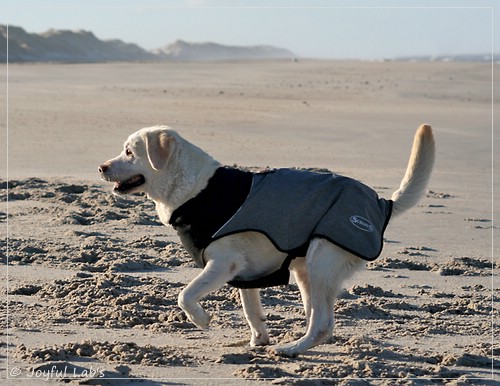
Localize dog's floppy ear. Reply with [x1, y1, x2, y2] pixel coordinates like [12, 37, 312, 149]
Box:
[144, 130, 175, 170]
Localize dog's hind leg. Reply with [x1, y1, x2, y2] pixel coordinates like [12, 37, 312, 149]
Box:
[290, 258, 311, 327]
[239, 288, 270, 346]
[271, 239, 362, 357]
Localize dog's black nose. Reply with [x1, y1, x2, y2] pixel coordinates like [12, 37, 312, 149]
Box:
[98, 164, 108, 173]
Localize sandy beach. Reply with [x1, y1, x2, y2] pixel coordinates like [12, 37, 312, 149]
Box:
[1, 60, 498, 385]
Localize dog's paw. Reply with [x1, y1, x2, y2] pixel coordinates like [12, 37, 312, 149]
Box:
[179, 294, 211, 329]
[268, 343, 300, 358]
[250, 332, 270, 347]
[182, 306, 211, 329]
[189, 309, 211, 329]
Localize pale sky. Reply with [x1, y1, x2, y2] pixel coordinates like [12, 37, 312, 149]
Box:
[1, 0, 498, 60]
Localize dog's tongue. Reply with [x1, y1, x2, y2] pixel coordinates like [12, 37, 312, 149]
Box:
[113, 175, 145, 193]
[127, 175, 142, 184]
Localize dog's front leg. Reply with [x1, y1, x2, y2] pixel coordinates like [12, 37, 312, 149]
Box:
[239, 288, 269, 346]
[178, 258, 241, 329]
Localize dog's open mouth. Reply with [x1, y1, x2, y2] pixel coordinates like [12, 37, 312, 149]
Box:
[113, 174, 145, 193]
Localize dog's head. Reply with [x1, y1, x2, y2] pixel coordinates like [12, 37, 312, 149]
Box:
[99, 126, 177, 195]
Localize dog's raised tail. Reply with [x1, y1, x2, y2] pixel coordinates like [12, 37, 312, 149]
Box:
[391, 124, 435, 216]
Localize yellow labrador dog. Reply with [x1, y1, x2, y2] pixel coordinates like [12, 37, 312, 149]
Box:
[99, 124, 434, 357]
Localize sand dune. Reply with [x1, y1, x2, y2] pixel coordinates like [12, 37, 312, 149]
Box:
[1, 25, 294, 63]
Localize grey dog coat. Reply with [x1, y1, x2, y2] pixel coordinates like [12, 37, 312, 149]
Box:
[169, 167, 392, 288]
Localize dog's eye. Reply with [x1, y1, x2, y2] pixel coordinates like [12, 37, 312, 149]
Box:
[125, 148, 133, 157]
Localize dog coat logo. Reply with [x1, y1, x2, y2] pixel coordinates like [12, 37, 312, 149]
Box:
[350, 215, 375, 232]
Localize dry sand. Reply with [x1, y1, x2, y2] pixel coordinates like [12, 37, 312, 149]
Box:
[0, 60, 498, 385]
